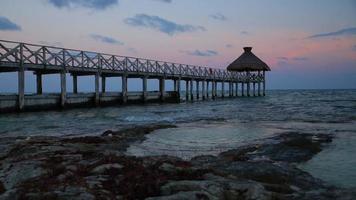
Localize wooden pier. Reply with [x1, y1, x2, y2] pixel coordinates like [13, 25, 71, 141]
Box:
[0, 40, 269, 113]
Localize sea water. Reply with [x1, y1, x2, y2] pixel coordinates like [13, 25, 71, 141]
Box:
[0, 90, 355, 188]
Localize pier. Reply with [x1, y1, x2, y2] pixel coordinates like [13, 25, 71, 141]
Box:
[0, 40, 269, 113]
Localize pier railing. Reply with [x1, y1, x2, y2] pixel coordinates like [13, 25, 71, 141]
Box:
[0, 40, 262, 81]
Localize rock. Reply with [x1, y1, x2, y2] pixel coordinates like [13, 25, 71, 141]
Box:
[0, 181, 5, 194]
[159, 163, 179, 173]
[146, 191, 216, 200]
[90, 163, 123, 174]
[0, 161, 45, 190]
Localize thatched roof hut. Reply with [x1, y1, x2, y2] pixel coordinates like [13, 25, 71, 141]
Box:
[227, 47, 271, 72]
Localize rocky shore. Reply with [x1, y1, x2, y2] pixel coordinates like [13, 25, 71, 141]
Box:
[0, 124, 355, 200]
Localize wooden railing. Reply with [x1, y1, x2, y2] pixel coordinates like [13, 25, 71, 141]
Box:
[0, 40, 264, 82]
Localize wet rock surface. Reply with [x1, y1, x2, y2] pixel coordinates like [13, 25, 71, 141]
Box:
[0, 125, 355, 200]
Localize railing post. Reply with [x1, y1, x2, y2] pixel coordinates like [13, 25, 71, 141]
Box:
[18, 43, 25, 111]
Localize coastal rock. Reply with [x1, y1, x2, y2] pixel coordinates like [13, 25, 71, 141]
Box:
[90, 163, 123, 174]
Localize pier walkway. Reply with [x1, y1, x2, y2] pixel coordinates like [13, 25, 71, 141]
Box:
[0, 40, 266, 112]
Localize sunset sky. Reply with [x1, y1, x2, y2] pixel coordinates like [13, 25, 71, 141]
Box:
[0, 0, 356, 92]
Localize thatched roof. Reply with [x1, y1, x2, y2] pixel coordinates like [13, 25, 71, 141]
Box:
[227, 47, 271, 72]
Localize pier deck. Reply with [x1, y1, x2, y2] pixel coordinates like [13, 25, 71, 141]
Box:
[0, 40, 266, 112]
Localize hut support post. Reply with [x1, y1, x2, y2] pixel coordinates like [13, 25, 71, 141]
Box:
[190, 79, 194, 101]
[253, 82, 256, 97]
[122, 74, 127, 103]
[202, 80, 206, 100]
[236, 82, 238, 97]
[173, 79, 177, 92]
[242, 82, 245, 96]
[247, 71, 250, 97]
[95, 73, 100, 106]
[258, 71, 261, 96]
[101, 76, 106, 93]
[36, 73, 42, 95]
[212, 81, 215, 99]
[263, 70, 266, 96]
[60, 70, 66, 108]
[73, 75, 78, 94]
[196, 81, 199, 99]
[159, 78, 165, 102]
[229, 82, 232, 97]
[142, 76, 147, 102]
[222, 81, 225, 98]
[206, 81, 209, 98]
[185, 80, 189, 101]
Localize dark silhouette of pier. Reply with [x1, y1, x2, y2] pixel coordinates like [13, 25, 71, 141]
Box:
[0, 40, 268, 112]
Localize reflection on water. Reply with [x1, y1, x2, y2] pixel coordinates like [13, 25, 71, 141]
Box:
[0, 90, 356, 187]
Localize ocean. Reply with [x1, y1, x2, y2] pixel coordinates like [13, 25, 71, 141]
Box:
[0, 89, 355, 188]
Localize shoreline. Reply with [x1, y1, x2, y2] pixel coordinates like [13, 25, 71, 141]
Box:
[0, 124, 355, 199]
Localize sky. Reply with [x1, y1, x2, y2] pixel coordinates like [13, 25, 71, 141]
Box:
[0, 0, 356, 92]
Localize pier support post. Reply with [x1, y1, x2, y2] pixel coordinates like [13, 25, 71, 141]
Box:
[242, 82, 245, 96]
[174, 79, 177, 92]
[18, 69, 25, 111]
[36, 73, 42, 95]
[185, 80, 189, 101]
[236, 82, 238, 97]
[214, 81, 217, 99]
[263, 70, 266, 96]
[122, 74, 127, 103]
[196, 81, 199, 100]
[60, 70, 66, 108]
[18, 43, 25, 111]
[202, 80, 206, 100]
[177, 78, 181, 99]
[258, 71, 261, 96]
[73, 75, 78, 94]
[190, 79, 194, 101]
[211, 81, 214, 99]
[95, 73, 100, 106]
[143, 76, 147, 102]
[206, 81, 209, 98]
[222, 81, 225, 98]
[247, 71, 250, 97]
[159, 78, 165, 101]
[102, 76, 106, 93]
[253, 82, 256, 97]
[229, 82, 232, 97]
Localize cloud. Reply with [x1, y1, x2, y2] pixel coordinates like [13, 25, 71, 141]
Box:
[0, 16, 21, 31]
[209, 13, 227, 21]
[308, 27, 356, 38]
[276, 57, 288, 61]
[240, 31, 250, 35]
[48, 0, 118, 10]
[293, 57, 308, 61]
[352, 45, 356, 51]
[90, 34, 124, 45]
[182, 50, 218, 57]
[225, 44, 233, 48]
[153, 0, 172, 3]
[39, 41, 63, 47]
[124, 14, 206, 36]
